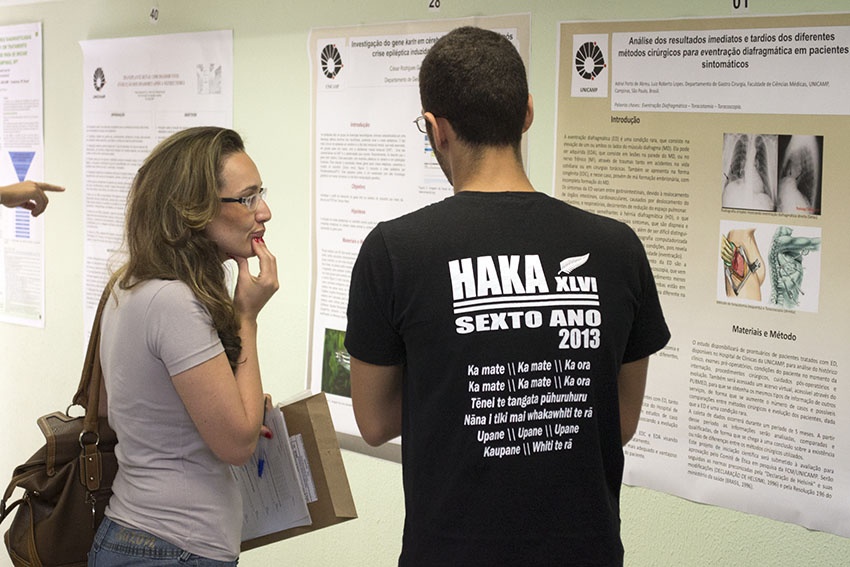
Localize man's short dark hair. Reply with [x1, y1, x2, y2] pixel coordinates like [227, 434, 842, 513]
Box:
[419, 26, 528, 148]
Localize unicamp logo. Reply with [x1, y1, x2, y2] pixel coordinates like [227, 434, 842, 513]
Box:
[320, 44, 344, 79]
[571, 35, 609, 98]
[93, 67, 106, 91]
[574, 41, 606, 80]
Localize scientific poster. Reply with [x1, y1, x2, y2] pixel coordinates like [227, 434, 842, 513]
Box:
[307, 15, 530, 453]
[556, 13, 849, 536]
[80, 30, 232, 334]
[0, 22, 45, 327]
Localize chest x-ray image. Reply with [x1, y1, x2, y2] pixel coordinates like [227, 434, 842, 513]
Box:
[721, 133, 778, 212]
[721, 132, 823, 216]
[777, 135, 822, 215]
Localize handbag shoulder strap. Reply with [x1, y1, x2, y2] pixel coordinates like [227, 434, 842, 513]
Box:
[0, 468, 39, 519]
[0, 493, 26, 525]
[0, 457, 44, 519]
[72, 284, 113, 431]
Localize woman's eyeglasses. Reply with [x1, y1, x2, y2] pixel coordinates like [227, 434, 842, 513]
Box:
[220, 187, 267, 211]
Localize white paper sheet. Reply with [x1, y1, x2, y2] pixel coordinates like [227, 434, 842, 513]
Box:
[232, 404, 312, 541]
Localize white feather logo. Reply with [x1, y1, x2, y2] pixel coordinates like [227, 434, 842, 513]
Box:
[558, 253, 590, 274]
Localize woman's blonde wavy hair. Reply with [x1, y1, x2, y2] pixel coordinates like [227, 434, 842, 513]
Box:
[111, 126, 244, 367]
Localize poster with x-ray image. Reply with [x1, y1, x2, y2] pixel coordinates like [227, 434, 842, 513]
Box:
[557, 13, 849, 538]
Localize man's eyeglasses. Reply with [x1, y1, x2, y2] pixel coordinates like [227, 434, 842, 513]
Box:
[220, 187, 267, 211]
[414, 115, 428, 134]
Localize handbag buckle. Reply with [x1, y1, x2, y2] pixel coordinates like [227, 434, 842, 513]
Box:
[79, 430, 100, 448]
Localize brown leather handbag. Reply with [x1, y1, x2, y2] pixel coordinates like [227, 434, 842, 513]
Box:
[0, 288, 117, 566]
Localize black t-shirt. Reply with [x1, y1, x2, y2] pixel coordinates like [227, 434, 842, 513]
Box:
[346, 191, 670, 566]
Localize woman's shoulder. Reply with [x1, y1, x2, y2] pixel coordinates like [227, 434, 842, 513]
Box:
[119, 279, 196, 310]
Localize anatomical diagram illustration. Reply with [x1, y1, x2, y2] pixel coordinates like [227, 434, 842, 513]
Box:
[768, 226, 821, 309]
[721, 228, 765, 300]
[720, 223, 822, 312]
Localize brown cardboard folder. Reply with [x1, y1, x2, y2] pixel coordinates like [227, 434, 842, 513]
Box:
[241, 392, 357, 550]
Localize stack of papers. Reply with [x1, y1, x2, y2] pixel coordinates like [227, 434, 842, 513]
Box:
[232, 403, 314, 541]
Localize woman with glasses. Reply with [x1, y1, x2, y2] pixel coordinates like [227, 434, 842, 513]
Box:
[90, 126, 278, 566]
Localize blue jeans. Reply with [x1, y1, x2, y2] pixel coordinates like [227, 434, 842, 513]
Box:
[89, 517, 238, 567]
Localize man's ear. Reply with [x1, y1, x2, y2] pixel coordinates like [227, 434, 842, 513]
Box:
[424, 112, 454, 150]
[522, 94, 534, 133]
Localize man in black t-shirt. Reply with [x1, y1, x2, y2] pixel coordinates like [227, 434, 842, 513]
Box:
[345, 26, 670, 567]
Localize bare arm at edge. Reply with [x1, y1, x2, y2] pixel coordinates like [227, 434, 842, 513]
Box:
[350, 356, 403, 446]
[0, 181, 64, 216]
[618, 357, 650, 446]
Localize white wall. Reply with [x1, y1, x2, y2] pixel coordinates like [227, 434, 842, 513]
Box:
[0, 0, 848, 565]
